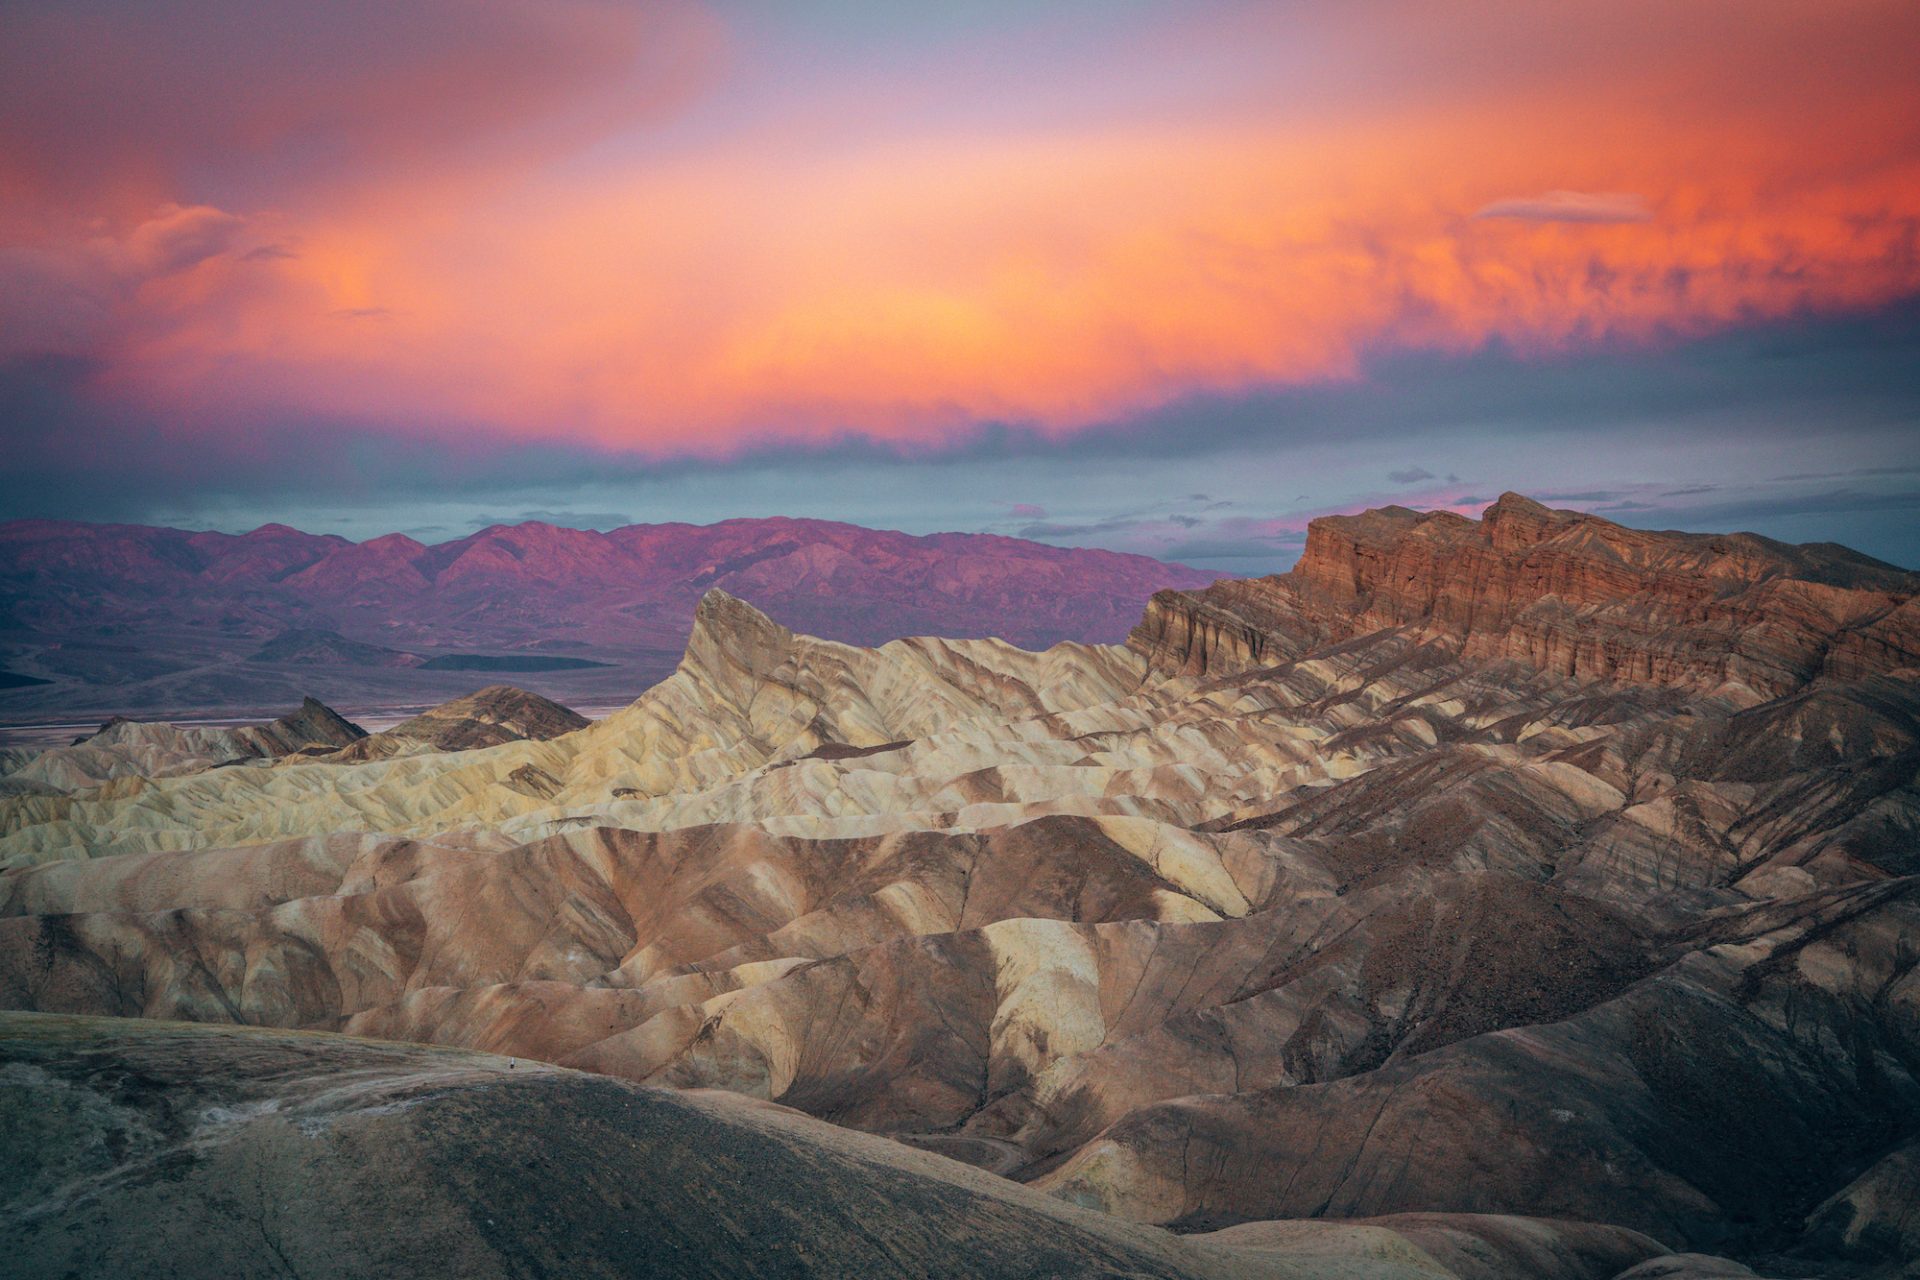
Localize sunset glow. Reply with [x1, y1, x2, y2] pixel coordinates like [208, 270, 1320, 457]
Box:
[3, 1, 1918, 565]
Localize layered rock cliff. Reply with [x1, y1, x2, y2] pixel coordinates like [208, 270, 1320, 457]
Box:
[1131, 493, 1919, 696]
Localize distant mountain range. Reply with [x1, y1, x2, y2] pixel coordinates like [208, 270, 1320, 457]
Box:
[0, 517, 1218, 721]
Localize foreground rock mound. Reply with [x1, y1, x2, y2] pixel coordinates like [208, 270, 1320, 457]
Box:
[0, 495, 1914, 1277]
[0, 1013, 1679, 1280]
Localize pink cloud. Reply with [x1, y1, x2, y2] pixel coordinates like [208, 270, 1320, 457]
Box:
[4, 0, 1918, 464]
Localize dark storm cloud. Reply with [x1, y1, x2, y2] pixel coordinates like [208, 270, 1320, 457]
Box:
[1016, 516, 1144, 539]
[1159, 539, 1292, 561]
[1163, 527, 1310, 563]
[1773, 464, 1920, 482]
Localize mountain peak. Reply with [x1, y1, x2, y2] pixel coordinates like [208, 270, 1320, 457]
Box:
[359, 532, 427, 554]
[1481, 490, 1575, 550]
[683, 590, 797, 692]
[694, 588, 786, 630]
[273, 697, 368, 746]
[1487, 491, 1554, 516]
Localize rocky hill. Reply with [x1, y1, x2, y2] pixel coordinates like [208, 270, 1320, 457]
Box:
[0, 696, 365, 795]
[1130, 492, 1918, 695]
[1, 495, 1916, 1278]
[248, 627, 425, 667]
[326, 685, 591, 762]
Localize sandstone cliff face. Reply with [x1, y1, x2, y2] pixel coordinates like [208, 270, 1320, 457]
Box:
[1131, 493, 1919, 696]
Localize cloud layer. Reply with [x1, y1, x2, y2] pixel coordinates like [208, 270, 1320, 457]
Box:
[0, 0, 1917, 571]
[8, 300, 1914, 572]
[3, 2, 1918, 452]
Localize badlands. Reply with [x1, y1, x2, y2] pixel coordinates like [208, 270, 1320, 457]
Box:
[3, 493, 1918, 1279]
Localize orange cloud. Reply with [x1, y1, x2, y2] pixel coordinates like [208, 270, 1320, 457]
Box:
[12, 0, 1920, 456]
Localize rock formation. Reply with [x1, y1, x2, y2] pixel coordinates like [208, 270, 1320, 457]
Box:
[325, 684, 590, 761]
[1131, 492, 1918, 695]
[248, 626, 426, 667]
[0, 494, 1915, 1278]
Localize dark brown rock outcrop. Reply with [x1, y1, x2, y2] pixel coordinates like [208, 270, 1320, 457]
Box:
[326, 684, 589, 760]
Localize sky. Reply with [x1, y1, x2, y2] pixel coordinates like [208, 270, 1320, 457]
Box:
[2, 0, 1918, 571]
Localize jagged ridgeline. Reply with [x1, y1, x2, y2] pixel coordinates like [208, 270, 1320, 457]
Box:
[2, 494, 1918, 1280]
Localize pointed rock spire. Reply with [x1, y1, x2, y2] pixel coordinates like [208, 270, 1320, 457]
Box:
[681, 589, 797, 695]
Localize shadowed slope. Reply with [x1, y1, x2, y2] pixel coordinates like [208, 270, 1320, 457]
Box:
[0, 1012, 1675, 1280]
